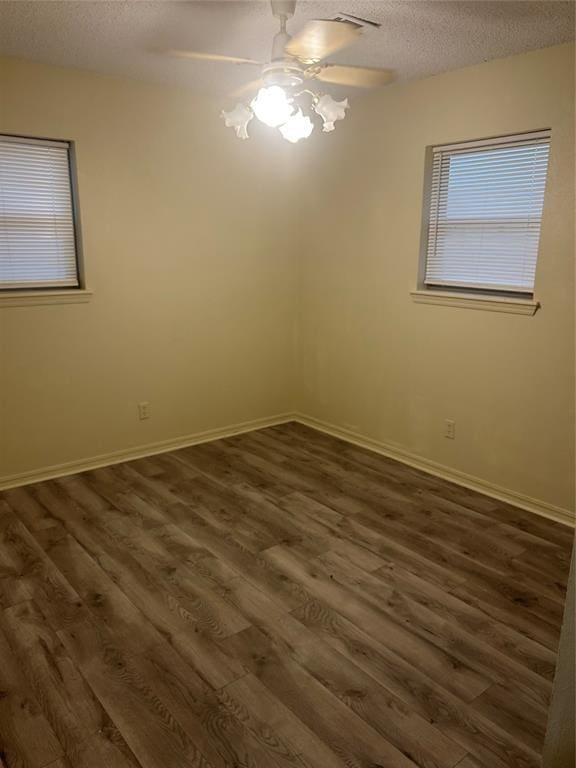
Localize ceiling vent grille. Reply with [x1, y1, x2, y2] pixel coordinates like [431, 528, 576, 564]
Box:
[330, 13, 381, 29]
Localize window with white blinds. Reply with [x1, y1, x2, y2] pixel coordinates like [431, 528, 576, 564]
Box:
[423, 131, 550, 294]
[0, 135, 80, 290]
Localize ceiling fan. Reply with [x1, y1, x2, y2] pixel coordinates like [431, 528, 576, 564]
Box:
[167, 0, 395, 142]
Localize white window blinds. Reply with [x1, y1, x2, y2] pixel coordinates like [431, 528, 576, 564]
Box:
[424, 131, 550, 294]
[0, 135, 79, 290]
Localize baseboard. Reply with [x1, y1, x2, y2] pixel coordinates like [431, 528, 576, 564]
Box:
[0, 413, 295, 491]
[294, 413, 575, 528]
[2, 409, 573, 529]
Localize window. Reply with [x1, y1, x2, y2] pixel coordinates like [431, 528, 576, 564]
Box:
[0, 135, 81, 291]
[422, 131, 550, 296]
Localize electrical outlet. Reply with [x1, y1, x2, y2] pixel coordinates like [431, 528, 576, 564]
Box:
[444, 419, 456, 439]
[138, 401, 151, 420]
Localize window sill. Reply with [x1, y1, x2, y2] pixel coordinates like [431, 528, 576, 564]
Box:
[410, 290, 540, 316]
[0, 289, 93, 308]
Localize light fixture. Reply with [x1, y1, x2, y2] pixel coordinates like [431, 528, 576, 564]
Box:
[251, 86, 295, 128]
[279, 109, 314, 143]
[223, 84, 350, 143]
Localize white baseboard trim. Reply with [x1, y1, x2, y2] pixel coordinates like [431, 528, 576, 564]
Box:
[2, 410, 573, 529]
[294, 413, 575, 528]
[0, 413, 295, 492]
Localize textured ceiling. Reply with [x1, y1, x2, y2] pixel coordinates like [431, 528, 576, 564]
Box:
[0, 1, 574, 96]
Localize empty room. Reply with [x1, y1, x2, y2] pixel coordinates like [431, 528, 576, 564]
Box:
[0, 1, 574, 767]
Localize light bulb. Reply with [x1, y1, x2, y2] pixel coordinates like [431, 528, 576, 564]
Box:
[251, 86, 294, 128]
[279, 110, 314, 143]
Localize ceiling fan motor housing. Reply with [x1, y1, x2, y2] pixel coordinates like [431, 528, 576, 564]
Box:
[262, 61, 304, 89]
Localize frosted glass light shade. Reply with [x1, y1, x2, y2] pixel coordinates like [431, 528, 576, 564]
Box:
[279, 110, 315, 143]
[221, 103, 254, 139]
[251, 86, 294, 128]
[313, 94, 349, 132]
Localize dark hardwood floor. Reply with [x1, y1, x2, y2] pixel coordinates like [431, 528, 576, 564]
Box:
[0, 422, 573, 768]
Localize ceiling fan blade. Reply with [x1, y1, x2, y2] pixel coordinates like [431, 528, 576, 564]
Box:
[311, 64, 395, 88]
[229, 79, 264, 99]
[285, 20, 361, 64]
[167, 50, 262, 66]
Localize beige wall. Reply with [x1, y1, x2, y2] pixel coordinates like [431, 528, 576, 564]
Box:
[0, 56, 299, 482]
[1, 45, 574, 517]
[297, 43, 575, 515]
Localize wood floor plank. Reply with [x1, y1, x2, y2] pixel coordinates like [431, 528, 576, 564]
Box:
[58, 619, 215, 768]
[145, 523, 241, 586]
[205, 441, 369, 516]
[37, 531, 163, 656]
[60, 725, 143, 768]
[470, 682, 547, 754]
[1, 488, 59, 532]
[513, 546, 571, 583]
[273, 423, 574, 548]
[174, 442, 291, 499]
[282, 491, 469, 592]
[265, 427, 570, 571]
[163, 475, 280, 553]
[89, 508, 252, 640]
[450, 578, 561, 651]
[174, 555, 468, 768]
[136, 639, 304, 768]
[1, 606, 144, 768]
[322, 551, 556, 681]
[223, 624, 423, 768]
[345, 509, 566, 614]
[36, 482, 246, 688]
[82, 468, 169, 529]
[247, 490, 386, 571]
[2, 600, 107, 755]
[220, 673, 348, 768]
[0, 422, 570, 768]
[236, 430, 558, 594]
[292, 600, 541, 768]
[0, 513, 86, 632]
[241, 431, 534, 567]
[262, 543, 491, 702]
[0, 626, 64, 768]
[452, 756, 485, 768]
[160, 510, 311, 612]
[240, 608, 467, 768]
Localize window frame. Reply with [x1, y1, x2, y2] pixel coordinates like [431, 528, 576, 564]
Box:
[415, 130, 550, 312]
[0, 132, 87, 298]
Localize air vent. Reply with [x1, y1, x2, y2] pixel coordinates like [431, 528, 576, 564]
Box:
[331, 13, 381, 29]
